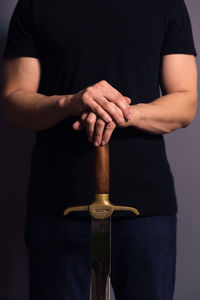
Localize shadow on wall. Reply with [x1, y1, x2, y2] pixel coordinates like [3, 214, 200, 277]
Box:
[0, 33, 34, 299]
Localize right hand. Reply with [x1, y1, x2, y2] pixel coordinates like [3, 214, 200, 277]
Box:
[60, 80, 133, 124]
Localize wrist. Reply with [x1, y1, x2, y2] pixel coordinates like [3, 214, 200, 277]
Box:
[57, 94, 73, 117]
[129, 103, 144, 127]
[117, 104, 143, 128]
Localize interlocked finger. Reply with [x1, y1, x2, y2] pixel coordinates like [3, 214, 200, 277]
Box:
[101, 120, 117, 145]
[93, 118, 106, 147]
[84, 111, 97, 142]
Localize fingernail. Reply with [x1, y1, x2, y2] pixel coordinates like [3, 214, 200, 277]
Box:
[94, 141, 98, 147]
[107, 116, 112, 122]
[118, 117, 123, 123]
[101, 140, 105, 145]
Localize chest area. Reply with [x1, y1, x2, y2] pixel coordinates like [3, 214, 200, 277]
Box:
[35, 0, 168, 57]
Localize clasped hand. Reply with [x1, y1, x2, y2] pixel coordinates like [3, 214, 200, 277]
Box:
[72, 104, 132, 146]
[64, 80, 133, 146]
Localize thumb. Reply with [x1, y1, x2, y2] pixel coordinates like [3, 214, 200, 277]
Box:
[72, 120, 84, 130]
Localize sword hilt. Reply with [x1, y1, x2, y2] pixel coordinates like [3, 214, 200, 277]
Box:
[63, 142, 140, 219]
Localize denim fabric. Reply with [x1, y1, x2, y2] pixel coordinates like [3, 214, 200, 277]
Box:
[24, 212, 177, 300]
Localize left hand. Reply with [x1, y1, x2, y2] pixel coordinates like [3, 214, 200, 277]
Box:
[72, 110, 118, 146]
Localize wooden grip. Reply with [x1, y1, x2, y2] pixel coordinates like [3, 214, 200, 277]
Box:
[93, 143, 110, 194]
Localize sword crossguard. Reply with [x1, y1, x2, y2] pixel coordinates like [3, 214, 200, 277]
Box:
[63, 193, 140, 219]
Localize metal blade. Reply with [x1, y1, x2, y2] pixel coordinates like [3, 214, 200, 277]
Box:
[91, 216, 111, 300]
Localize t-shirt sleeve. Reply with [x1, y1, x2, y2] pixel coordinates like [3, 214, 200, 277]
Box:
[3, 0, 38, 59]
[161, 0, 197, 57]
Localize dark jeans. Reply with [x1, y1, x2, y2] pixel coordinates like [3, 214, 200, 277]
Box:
[24, 212, 177, 300]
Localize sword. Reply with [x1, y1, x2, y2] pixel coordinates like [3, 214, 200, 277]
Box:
[63, 142, 140, 299]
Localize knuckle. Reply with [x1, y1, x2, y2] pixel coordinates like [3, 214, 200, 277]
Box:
[98, 80, 107, 88]
[85, 87, 94, 98]
[104, 101, 116, 113]
[95, 132, 102, 138]
[100, 79, 107, 85]
[114, 108, 122, 118]
[82, 92, 89, 103]
[114, 93, 122, 104]
[116, 91, 123, 98]
[96, 119, 104, 127]
[87, 118, 94, 125]
[103, 100, 111, 109]
[86, 86, 93, 94]
[106, 122, 114, 130]
[91, 104, 99, 112]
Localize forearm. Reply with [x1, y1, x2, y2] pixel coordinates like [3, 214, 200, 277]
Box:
[123, 91, 198, 134]
[2, 90, 72, 131]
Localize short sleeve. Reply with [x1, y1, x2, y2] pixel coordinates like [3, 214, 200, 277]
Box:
[161, 0, 197, 57]
[3, 0, 38, 59]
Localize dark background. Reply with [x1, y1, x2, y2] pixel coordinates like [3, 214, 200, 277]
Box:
[0, 0, 199, 299]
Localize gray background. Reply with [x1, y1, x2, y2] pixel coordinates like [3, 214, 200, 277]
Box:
[0, 0, 199, 299]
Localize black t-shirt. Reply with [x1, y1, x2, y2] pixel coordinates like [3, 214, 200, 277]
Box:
[3, 0, 197, 217]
